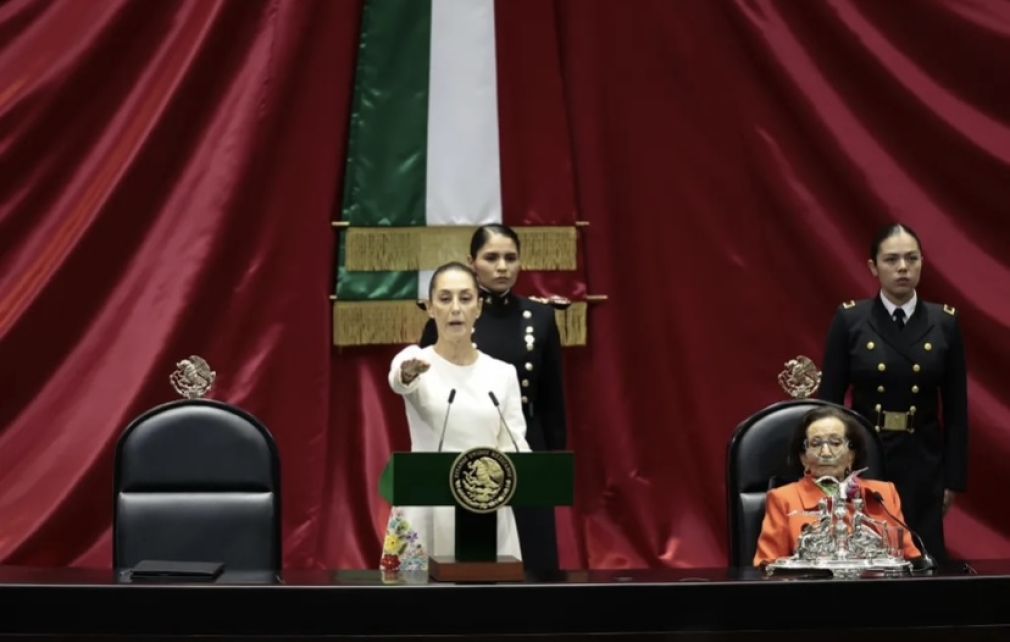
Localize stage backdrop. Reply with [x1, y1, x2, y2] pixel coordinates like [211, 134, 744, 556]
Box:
[1, 0, 1008, 569]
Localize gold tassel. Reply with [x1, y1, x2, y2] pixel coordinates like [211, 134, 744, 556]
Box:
[333, 300, 429, 346]
[344, 226, 577, 271]
[555, 302, 587, 346]
[333, 300, 588, 347]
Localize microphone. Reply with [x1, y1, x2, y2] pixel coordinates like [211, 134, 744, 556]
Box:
[866, 489, 937, 571]
[487, 391, 522, 452]
[436, 389, 457, 452]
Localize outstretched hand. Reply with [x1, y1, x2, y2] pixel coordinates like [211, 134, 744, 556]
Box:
[400, 358, 430, 384]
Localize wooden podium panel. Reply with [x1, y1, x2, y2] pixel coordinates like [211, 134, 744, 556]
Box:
[428, 555, 524, 582]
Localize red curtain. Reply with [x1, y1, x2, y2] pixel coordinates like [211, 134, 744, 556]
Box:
[2, 0, 1008, 569]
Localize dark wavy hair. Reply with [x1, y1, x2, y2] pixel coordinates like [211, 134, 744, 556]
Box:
[787, 406, 868, 476]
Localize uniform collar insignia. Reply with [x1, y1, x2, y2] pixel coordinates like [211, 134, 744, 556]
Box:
[480, 288, 515, 310]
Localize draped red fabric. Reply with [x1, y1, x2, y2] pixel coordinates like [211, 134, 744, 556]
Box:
[0, 0, 361, 567]
[495, 0, 586, 302]
[2, 0, 1009, 569]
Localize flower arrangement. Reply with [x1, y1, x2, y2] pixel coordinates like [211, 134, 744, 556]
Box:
[380, 509, 426, 572]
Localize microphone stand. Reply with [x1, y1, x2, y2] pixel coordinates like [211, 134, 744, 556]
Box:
[866, 489, 937, 571]
[436, 389, 457, 452]
[487, 391, 522, 452]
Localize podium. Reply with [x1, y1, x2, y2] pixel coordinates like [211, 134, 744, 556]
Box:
[379, 450, 574, 582]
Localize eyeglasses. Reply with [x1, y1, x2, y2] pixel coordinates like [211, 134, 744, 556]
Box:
[804, 437, 849, 451]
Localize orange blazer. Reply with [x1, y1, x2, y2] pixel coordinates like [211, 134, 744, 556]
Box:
[754, 476, 921, 567]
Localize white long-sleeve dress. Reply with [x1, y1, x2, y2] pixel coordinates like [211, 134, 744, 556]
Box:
[381, 345, 530, 571]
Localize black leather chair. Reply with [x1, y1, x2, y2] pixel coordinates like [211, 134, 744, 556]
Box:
[726, 399, 881, 568]
[114, 399, 281, 573]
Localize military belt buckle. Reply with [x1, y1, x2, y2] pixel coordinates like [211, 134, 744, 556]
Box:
[881, 411, 909, 432]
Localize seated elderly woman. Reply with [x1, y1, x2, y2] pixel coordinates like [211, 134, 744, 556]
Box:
[753, 406, 922, 567]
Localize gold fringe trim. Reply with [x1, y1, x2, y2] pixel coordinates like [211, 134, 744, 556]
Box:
[333, 300, 588, 347]
[555, 302, 587, 347]
[343, 226, 578, 271]
[333, 300, 430, 346]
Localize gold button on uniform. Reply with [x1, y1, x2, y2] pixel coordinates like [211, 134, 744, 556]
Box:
[525, 326, 534, 334]
[525, 362, 533, 371]
[878, 363, 886, 372]
[911, 385, 919, 394]
[912, 364, 921, 373]
[924, 342, 932, 351]
[521, 379, 530, 388]
[877, 385, 885, 393]
[521, 396, 529, 404]
[523, 310, 532, 319]
[875, 404, 882, 412]
[866, 341, 875, 350]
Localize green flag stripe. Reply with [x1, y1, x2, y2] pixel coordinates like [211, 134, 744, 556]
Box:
[337, 0, 431, 300]
[340, 0, 430, 226]
[335, 257, 417, 300]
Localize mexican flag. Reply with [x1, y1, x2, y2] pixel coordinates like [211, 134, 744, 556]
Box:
[333, 0, 586, 346]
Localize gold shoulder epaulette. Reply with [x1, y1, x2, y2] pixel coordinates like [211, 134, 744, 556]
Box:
[943, 304, 956, 316]
[841, 300, 856, 310]
[529, 295, 572, 310]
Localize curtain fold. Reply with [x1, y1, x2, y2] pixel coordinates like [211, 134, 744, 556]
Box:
[0, 0, 359, 567]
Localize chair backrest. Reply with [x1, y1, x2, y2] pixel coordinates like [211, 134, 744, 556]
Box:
[114, 399, 281, 572]
[725, 399, 881, 568]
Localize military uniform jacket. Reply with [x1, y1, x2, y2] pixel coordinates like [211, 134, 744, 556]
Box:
[420, 290, 568, 452]
[818, 297, 968, 492]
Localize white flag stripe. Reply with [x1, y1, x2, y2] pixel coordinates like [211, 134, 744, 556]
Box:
[426, 0, 502, 227]
[417, 269, 435, 302]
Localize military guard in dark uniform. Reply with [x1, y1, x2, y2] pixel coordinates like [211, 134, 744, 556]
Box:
[818, 223, 968, 562]
[420, 224, 568, 571]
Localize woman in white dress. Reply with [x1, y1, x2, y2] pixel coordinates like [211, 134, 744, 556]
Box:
[380, 262, 530, 572]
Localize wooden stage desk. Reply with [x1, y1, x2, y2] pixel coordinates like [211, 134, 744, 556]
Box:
[1, 562, 1008, 640]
